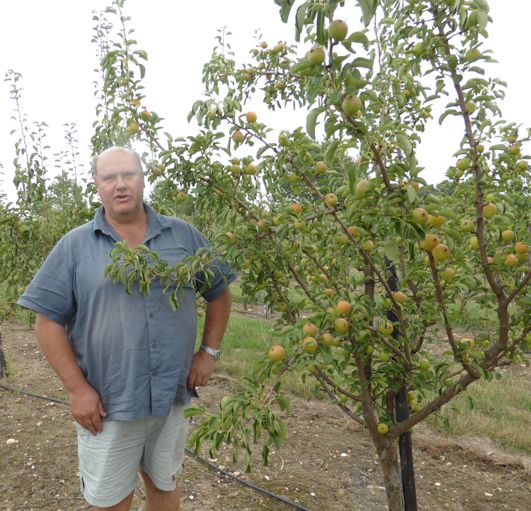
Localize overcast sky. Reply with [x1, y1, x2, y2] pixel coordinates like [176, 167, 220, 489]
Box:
[1, 0, 530, 202]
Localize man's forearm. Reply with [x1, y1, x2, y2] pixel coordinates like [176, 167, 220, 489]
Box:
[35, 314, 106, 434]
[201, 288, 232, 349]
[35, 314, 87, 393]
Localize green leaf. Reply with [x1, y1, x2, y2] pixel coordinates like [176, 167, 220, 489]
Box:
[316, 11, 326, 45]
[383, 239, 400, 262]
[439, 109, 460, 125]
[295, 3, 308, 42]
[352, 57, 373, 69]
[406, 185, 416, 204]
[345, 31, 369, 48]
[275, 0, 296, 23]
[134, 49, 148, 60]
[306, 107, 325, 140]
[276, 395, 291, 412]
[183, 406, 206, 418]
[397, 133, 413, 156]
[358, 0, 378, 26]
[325, 140, 340, 166]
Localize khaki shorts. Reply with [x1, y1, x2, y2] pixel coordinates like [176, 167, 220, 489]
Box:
[76, 404, 189, 508]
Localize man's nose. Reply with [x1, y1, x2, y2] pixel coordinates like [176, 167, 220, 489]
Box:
[115, 175, 127, 188]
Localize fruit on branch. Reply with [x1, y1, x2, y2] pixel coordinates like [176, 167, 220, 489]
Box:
[378, 321, 394, 336]
[335, 300, 352, 316]
[482, 202, 497, 218]
[347, 225, 360, 238]
[127, 122, 140, 135]
[419, 358, 431, 370]
[377, 423, 389, 435]
[302, 323, 319, 337]
[355, 179, 369, 197]
[328, 19, 348, 42]
[428, 214, 445, 228]
[393, 291, 407, 304]
[411, 42, 424, 57]
[514, 242, 528, 254]
[140, 110, 153, 122]
[378, 351, 391, 362]
[336, 234, 349, 245]
[324, 288, 335, 297]
[290, 203, 302, 215]
[469, 236, 480, 250]
[256, 219, 268, 231]
[441, 267, 456, 282]
[465, 101, 477, 114]
[334, 318, 349, 334]
[456, 157, 471, 171]
[362, 240, 374, 252]
[324, 193, 338, 208]
[302, 337, 319, 353]
[516, 160, 528, 171]
[341, 94, 362, 116]
[231, 164, 243, 175]
[308, 46, 326, 66]
[460, 337, 475, 348]
[315, 161, 328, 175]
[176, 191, 188, 202]
[268, 345, 286, 362]
[504, 254, 518, 268]
[424, 233, 440, 251]
[509, 144, 521, 156]
[465, 48, 481, 62]
[232, 130, 245, 143]
[321, 332, 335, 347]
[459, 219, 475, 232]
[245, 164, 257, 175]
[246, 111, 257, 123]
[412, 208, 429, 225]
[432, 244, 450, 262]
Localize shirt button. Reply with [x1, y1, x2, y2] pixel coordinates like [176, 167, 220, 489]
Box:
[149, 313, 154, 318]
[150, 341, 156, 349]
[151, 369, 156, 376]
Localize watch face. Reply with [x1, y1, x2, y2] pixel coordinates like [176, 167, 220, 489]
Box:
[201, 345, 220, 360]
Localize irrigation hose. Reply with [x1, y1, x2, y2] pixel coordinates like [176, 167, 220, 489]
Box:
[0, 383, 313, 511]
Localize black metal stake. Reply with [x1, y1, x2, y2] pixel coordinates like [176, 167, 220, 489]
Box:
[385, 258, 417, 511]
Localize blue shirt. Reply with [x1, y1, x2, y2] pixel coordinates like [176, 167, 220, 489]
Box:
[18, 205, 236, 420]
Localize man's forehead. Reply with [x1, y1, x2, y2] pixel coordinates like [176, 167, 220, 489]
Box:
[97, 149, 141, 172]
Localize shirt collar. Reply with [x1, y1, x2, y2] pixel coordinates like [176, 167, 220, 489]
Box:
[93, 203, 172, 242]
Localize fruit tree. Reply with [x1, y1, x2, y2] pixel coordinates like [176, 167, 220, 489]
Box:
[32, 0, 531, 509]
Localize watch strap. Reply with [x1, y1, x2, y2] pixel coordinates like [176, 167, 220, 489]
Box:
[199, 344, 221, 361]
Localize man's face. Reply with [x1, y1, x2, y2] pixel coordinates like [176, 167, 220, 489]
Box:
[95, 149, 145, 221]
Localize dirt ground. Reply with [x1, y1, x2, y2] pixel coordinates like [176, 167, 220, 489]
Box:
[1, 321, 530, 511]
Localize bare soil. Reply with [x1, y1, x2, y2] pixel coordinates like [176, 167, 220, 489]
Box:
[1, 321, 530, 511]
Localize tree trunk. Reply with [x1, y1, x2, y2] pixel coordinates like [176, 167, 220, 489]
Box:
[379, 441, 403, 511]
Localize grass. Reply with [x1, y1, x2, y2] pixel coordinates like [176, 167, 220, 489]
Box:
[203, 310, 531, 455]
[427, 364, 531, 454]
[197, 312, 318, 399]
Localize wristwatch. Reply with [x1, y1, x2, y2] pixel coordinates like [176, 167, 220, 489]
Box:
[199, 344, 221, 361]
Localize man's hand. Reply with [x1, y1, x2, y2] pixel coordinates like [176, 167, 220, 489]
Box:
[69, 383, 107, 435]
[187, 351, 216, 390]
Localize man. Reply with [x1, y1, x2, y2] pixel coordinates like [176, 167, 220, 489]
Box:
[18, 146, 236, 510]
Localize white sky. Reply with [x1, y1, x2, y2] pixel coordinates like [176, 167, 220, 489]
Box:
[1, 1, 530, 202]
